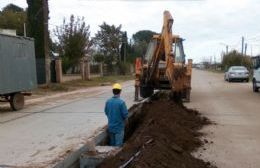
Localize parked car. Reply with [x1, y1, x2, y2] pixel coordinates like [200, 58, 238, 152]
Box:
[252, 56, 260, 92]
[224, 66, 249, 82]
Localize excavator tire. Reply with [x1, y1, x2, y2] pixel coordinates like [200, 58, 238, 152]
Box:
[140, 85, 154, 98]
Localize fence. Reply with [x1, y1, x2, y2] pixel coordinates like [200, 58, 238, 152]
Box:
[49, 61, 134, 83]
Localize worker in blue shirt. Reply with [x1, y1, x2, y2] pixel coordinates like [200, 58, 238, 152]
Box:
[105, 83, 128, 147]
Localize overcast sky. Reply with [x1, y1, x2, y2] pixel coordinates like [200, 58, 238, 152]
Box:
[1, 0, 260, 63]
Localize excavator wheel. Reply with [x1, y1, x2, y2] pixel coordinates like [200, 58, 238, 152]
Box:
[140, 85, 154, 98]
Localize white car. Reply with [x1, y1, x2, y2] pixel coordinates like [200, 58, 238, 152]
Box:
[252, 56, 260, 92]
[224, 66, 249, 82]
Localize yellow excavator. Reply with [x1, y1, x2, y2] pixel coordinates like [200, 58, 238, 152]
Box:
[135, 10, 192, 101]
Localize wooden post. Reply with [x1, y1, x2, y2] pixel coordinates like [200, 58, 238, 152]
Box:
[84, 60, 90, 80]
[130, 64, 134, 74]
[100, 63, 103, 77]
[55, 58, 62, 83]
[80, 59, 85, 80]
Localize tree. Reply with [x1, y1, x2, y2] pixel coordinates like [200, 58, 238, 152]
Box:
[93, 53, 105, 63]
[0, 3, 26, 36]
[222, 50, 252, 71]
[132, 30, 157, 43]
[94, 22, 123, 71]
[2, 4, 24, 13]
[130, 30, 157, 60]
[27, 0, 45, 58]
[54, 15, 92, 73]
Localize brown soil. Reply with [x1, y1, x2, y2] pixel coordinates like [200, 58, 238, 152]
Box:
[98, 95, 216, 168]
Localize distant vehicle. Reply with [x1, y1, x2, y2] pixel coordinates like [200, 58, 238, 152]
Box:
[194, 64, 205, 69]
[224, 66, 249, 82]
[252, 56, 260, 92]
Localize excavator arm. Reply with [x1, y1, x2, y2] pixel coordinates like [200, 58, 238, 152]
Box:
[147, 11, 174, 82]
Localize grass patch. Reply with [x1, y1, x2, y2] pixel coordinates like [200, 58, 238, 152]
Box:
[38, 84, 70, 92]
[63, 75, 134, 88]
[34, 75, 134, 94]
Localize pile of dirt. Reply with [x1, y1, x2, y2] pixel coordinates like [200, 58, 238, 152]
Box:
[99, 96, 215, 168]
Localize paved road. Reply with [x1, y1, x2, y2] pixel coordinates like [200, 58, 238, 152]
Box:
[187, 69, 260, 168]
[0, 81, 135, 167]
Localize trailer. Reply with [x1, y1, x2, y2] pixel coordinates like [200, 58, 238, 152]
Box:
[0, 34, 37, 110]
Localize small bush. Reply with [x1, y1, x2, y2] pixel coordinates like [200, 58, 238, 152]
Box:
[222, 50, 252, 71]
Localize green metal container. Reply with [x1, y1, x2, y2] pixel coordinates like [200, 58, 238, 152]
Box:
[0, 34, 37, 95]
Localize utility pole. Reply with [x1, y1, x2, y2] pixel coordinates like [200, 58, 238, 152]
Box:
[245, 43, 248, 56]
[43, 0, 50, 84]
[214, 55, 216, 70]
[251, 45, 253, 57]
[226, 45, 229, 54]
[241, 36, 244, 55]
[219, 42, 229, 54]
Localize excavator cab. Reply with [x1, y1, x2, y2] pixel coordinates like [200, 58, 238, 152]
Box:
[173, 38, 186, 64]
[144, 39, 157, 63]
[143, 37, 186, 65]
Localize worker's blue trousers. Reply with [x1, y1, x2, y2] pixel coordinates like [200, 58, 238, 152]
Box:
[109, 130, 124, 147]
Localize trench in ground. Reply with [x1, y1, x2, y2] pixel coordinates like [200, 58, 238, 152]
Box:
[97, 92, 217, 168]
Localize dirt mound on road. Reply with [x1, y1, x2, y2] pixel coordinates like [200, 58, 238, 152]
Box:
[99, 96, 216, 168]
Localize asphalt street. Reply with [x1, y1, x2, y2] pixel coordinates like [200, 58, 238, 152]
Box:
[187, 69, 260, 168]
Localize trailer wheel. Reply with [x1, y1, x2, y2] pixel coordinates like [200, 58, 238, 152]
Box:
[10, 93, 24, 111]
